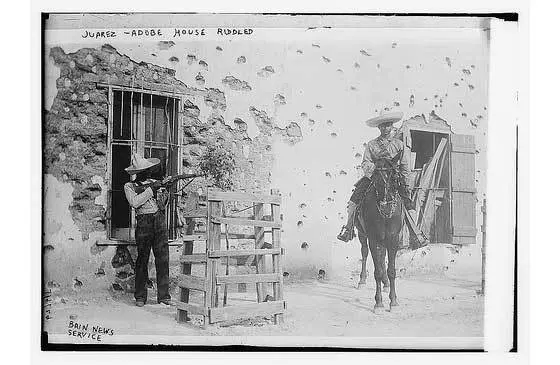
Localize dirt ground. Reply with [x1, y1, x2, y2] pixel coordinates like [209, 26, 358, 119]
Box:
[44, 273, 483, 347]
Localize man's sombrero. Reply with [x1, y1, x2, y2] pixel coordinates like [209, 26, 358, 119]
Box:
[365, 111, 404, 128]
[124, 153, 160, 175]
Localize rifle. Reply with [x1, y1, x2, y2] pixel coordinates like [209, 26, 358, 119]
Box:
[132, 173, 204, 194]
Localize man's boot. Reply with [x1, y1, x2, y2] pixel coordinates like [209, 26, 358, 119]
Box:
[337, 201, 358, 242]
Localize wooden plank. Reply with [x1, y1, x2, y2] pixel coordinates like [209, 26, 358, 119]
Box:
[453, 226, 478, 237]
[451, 191, 477, 240]
[178, 274, 206, 291]
[96, 239, 184, 246]
[178, 220, 196, 323]
[179, 254, 207, 263]
[208, 248, 281, 258]
[209, 301, 285, 323]
[216, 273, 281, 285]
[452, 236, 476, 245]
[419, 139, 448, 237]
[182, 234, 207, 241]
[481, 199, 487, 293]
[97, 81, 191, 98]
[451, 152, 476, 192]
[211, 216, 282, 229]
[403, 208, 429, 249]
[183, 208, 208, 218]
[450, 134, 476, 153]
[192, 231, 259, 240]
[208, 189, 282, 205]
[176, 302, 208, 316]
[270, 188, 284, 324]
[208, 200, 222, 308]
[253, 202, 266, 302]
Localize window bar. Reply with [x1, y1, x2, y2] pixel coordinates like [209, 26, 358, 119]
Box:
[140, 87, 143, 151]
[139, 79, 145, 158]
[152, 94, 157, 156]
[170, 96, 176, 239]
[149, 93, 153, 157]
[130, 87, 135, 241]
[120, 90, 124, 138]
[107, 86, 114, 239]
[130, 88, 134, 153]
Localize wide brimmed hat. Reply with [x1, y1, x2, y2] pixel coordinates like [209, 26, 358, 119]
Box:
[124, 153, 160, 175]
[365, 111, 404, 128]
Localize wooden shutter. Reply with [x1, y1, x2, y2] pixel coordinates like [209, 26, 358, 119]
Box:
[450, 134, 477, 244]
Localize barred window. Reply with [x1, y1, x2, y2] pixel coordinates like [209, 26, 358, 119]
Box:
[106, 86, 183, 242]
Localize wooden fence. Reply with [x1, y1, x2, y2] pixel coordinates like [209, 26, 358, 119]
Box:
[177, 188, 286, 326]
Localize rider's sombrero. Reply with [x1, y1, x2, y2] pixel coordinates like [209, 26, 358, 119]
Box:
[124, 153, 160, 175]
[365, 111, 404, 128]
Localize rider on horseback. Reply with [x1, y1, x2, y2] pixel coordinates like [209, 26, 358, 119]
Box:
[337, 111, 416, 242]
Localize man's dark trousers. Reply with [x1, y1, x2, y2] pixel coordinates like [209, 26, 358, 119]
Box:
[134, 212, 171, 303]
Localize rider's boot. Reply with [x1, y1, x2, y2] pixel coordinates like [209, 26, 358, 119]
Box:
[337, 201, 357, 242]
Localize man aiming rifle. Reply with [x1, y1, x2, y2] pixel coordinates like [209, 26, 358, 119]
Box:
[123, 153, 202, 307]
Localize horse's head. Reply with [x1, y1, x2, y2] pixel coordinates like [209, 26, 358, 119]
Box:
[365, 153, 403, 219]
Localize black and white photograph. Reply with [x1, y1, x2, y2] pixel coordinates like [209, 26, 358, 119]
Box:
[37, 11, 519, 351]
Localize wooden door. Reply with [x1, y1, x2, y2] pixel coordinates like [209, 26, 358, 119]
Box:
[450, 134, 477, 244]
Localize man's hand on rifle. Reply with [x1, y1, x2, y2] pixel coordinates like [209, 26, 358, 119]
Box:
[150, 180, 163, 194]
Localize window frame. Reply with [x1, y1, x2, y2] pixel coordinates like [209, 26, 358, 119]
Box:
[104, 85, 184, 242]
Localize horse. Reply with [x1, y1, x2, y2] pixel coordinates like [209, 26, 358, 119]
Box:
[356, 156, 405, 313]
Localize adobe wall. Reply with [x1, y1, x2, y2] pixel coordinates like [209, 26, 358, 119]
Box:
[44, 45, 301, 294]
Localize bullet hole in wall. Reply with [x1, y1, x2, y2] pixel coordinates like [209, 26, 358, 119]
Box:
[43, 244, 55, 252]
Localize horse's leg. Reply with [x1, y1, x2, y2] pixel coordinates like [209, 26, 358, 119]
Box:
[380, 249, 390, 292]
[387, 246, 399, 309]
[358, 231, 368, 288]
[387, 212, 403, 310]
[368, 238, 385, 313]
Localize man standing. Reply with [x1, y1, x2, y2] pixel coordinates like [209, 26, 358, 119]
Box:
[124, 154, 171, 307]
[337, 112, 416, 242]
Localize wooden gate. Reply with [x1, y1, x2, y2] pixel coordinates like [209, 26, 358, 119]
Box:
[176, 188, 286, 326]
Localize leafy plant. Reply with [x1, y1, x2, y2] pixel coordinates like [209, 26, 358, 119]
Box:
[199, 145, 236, 190]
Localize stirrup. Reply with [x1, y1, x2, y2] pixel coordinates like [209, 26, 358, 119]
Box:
[337, 225, 355, 242]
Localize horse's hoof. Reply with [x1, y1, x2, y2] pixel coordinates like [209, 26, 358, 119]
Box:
[390, 302, 399, 312]
[373, 304, 384, 314]
[357, 283, 366, 290]
[383, 286, 389, 293]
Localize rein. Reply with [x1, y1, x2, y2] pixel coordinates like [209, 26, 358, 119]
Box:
[360, 152, 403, 219]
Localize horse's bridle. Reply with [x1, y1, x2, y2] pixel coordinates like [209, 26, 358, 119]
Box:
[362, 153, 403, 219]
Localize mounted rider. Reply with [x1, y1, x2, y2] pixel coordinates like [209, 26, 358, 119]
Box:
[337, 111, 416, 242]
